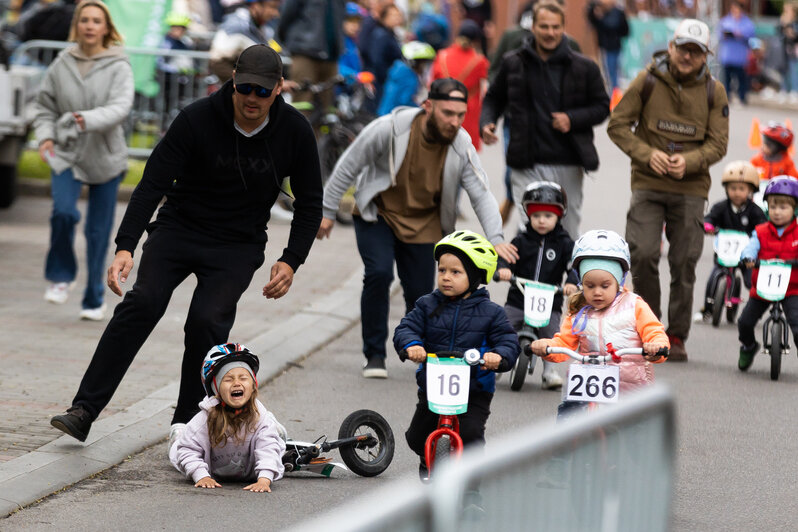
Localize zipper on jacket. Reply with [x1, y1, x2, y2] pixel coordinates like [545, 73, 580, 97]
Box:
[448, 302, 461, 351]
[534, 236, 545, 281]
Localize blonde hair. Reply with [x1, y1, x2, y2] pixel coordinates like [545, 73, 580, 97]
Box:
[206, 387, 260, 448]
[69, 0, 124, 48]
[567, 290, 588, 315]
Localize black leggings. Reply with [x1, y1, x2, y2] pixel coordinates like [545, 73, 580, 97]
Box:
[73, 225, 265, 424]
[737, 295, 798, 348]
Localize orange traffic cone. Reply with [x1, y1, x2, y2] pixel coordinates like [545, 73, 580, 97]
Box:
[786, 118, 795, 157]
[748, 118, 762, 150]
[609, 87, 623, 111]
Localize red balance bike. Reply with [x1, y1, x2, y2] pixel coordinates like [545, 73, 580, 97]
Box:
[399, 348, 484, 477]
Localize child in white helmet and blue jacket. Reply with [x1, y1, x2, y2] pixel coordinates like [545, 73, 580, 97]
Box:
[169, 343, 286, 492]
[530, 230, 669, 418]
[393, 230, 519, 479]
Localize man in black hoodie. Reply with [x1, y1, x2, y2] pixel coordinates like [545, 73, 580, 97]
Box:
[50, 45, 323, 444]
[480, 1, 609, 238]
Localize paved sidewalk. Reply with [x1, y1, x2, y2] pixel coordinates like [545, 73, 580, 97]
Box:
[0, 189, 364, 516]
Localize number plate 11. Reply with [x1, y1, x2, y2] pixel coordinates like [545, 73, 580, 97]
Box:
[565, 364, 620, 404]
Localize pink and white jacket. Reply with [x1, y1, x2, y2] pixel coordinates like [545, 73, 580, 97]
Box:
[169, 396, 286, 483]
[541, 290, 669, 392]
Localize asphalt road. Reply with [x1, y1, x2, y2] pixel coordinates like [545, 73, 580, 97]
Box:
[5, 102, 798, 531]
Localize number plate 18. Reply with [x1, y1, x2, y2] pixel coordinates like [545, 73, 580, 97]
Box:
[565, 364, 620, 404]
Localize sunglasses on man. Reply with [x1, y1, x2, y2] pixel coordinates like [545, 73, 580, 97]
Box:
[234, 83, 273, 98]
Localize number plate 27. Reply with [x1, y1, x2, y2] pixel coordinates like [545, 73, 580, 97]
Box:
[565, 364, 620, 404]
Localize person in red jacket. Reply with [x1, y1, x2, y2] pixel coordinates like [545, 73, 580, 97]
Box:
[430, 20, 489, 150]
[738, 176, 798, 371]
[750, 122, 798, 184]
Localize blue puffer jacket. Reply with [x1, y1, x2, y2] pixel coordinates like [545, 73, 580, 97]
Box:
[393, 288, 520, 394]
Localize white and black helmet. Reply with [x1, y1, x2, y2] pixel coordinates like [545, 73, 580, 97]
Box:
[201, 343, 259, 397]
[521, 181, 567, 217]
[571, 229, 631, 273]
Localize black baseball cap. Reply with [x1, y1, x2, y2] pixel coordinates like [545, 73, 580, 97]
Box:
[234, 44, 283, 89]
[458, 19, 482, 42]
[428, 78, 468, 103]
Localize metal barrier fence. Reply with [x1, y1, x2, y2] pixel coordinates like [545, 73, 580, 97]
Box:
[13, 39, 221, 158]
[291, 385, 676, 532]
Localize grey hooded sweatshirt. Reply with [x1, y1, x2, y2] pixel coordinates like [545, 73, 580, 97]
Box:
[33, 45, 133, 184]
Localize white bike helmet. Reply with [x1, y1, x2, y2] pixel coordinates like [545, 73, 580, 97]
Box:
[571, 229, 631, 274]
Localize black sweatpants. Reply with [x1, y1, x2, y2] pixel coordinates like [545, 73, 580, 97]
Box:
[405, 389, 493, 465]
[72, 225, 265, 424]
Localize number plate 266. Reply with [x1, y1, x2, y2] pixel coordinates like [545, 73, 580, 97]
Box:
[565, 365, 620, 404]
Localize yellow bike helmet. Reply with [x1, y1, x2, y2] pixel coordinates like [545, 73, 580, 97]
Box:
[434, 230, 497, 286]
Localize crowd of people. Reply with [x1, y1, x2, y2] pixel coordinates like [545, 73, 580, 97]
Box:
[24, 0, 798, 492]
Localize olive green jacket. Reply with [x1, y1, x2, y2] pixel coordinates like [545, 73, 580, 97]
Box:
[607, 51, 729, 199]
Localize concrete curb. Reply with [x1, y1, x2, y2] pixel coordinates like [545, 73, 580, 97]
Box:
[0, 263, 366, 517]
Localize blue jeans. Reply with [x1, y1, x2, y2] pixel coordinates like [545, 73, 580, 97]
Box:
[353, 215, 436, 359]
[46, 168, 122, 309]
[603, 49, 620, 90]
[788, 58, 798, 93]
[502, 119, 513, 201]
[723, 65, 749, 103]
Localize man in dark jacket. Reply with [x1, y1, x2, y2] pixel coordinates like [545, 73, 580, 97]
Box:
[587, 0, 629, 90]
[480, 1, 609, 238]
[278, 0, 345, 110]
[50, 45, 323, 444]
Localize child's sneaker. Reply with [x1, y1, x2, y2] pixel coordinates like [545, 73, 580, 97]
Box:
[738, 342, 760, 371]
[541, 361, 563, 390]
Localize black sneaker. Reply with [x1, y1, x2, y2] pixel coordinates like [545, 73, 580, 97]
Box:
[50, 406, 92, 442]
[362, 357, 387, 378]
[418, 462, 430, 483]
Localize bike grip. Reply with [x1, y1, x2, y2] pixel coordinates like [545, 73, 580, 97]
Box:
[398, 349, 409, 362]
[703, 222, 715, 234]
[657, 347, 669, 359]
[523, 343, 534, 357]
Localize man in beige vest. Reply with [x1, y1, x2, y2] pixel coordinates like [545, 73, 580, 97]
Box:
[607, 19, 729, 361]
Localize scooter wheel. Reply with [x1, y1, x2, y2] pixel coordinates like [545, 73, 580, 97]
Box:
[338, 409, 395, 477]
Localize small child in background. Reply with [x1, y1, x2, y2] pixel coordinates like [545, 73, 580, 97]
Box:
[170, 343, 286, 492]
[157, 12, 196, 94]
[737, 177, 798, 371]
[377, 41, 436, 116]
[338, 3, 366, 86]
[393, 230, 519, 480]
[496, 181, 579, 390]
[695, 161, 767, 321]
[751, 122, 798, 207]
[530, 230, 669, 418]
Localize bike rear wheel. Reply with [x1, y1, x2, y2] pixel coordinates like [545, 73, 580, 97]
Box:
[318, 126, 357, 225]
[770, 321, 783, 381]
[337, 409, 395, 477]
[711, 275, 727, 327]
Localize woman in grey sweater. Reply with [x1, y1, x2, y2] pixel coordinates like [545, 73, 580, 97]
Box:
[34, 0, 133, 320]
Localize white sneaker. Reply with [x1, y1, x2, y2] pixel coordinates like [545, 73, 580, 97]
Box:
[44, 282, 70, 304]
[541, 368, 563, 390]
[79, 304, 107, 321]
[168, 423, 186, 456]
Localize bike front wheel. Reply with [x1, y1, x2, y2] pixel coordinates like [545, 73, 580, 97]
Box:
[770, 321, 783, 381]
[509, 342, 530, 391]
[337, 409, 395, 477]
[711, 274, 727, 327]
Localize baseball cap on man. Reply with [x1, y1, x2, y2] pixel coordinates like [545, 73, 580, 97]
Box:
[672, 19, 711, 54]
[234, 44, 283, 89]
[428, 77, 468, 103]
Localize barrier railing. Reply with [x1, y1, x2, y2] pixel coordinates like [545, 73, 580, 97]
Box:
[13, 39, 221, 158]
[290, 385, 675, 532]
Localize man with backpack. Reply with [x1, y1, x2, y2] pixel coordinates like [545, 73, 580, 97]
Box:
[607, 19, 729, 362]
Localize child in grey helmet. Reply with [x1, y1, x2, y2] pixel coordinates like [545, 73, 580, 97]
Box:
[169, 343, 286, 492]
[495, 181, 579, 390]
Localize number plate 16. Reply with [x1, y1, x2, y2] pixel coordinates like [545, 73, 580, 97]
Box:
[565, 364, 620, 404]
[426, 355, 471, 415]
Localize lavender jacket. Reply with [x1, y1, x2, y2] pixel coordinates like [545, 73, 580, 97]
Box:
[169, 396, 286, 483]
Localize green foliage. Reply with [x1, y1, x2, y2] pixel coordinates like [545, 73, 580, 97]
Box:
[16, 150, 146, 186]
